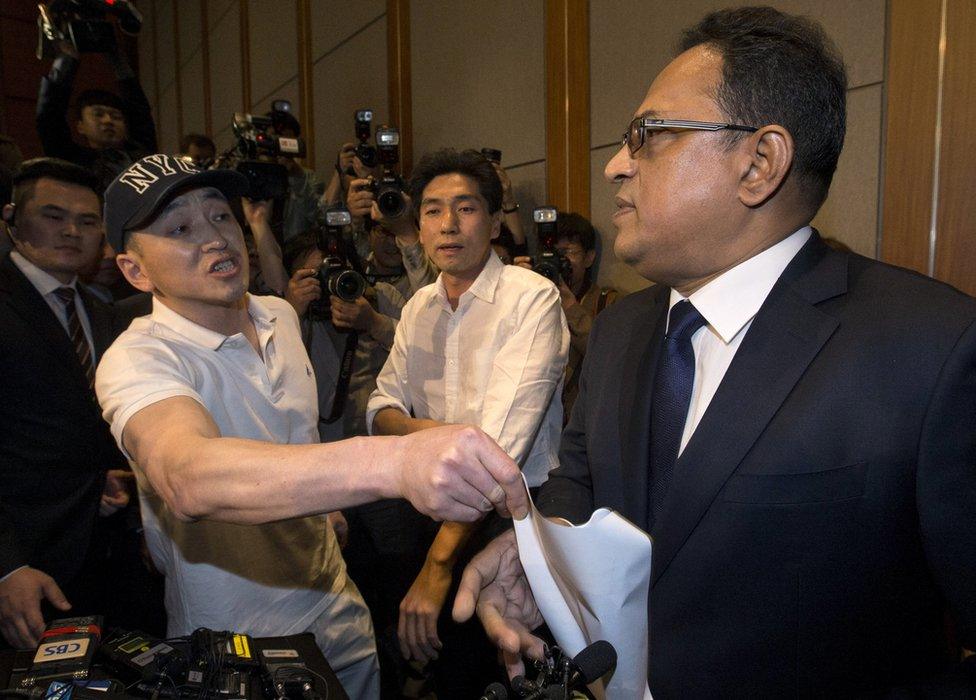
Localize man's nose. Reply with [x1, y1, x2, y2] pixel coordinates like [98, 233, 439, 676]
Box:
[605, 144, 636, 183]
[61, 218, 81, 237]
[440, 210, 458, 233]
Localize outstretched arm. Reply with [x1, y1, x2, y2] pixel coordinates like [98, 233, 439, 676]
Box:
[122, 396, 526, 525]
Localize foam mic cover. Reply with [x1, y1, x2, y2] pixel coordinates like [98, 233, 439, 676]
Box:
[572, 640, 617, 685]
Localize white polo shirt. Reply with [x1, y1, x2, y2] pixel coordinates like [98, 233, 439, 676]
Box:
[96, 294, 350, 638]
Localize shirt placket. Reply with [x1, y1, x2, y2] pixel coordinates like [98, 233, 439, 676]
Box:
[444, 309, 460, 422]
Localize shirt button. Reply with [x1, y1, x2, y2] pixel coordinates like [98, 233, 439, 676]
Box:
[449, 360, 456, 366]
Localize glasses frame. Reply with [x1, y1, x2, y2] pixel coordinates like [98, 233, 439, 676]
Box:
[623, 117, 758, 156]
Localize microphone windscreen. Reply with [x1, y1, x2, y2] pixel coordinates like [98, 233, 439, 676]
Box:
[480, 681, 508, 700]
[573, 640, 617, 684]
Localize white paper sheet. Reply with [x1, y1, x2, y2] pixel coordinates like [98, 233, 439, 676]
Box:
[514, 491, 653, 699]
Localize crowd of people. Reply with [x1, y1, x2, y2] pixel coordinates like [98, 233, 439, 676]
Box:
[2, 6, 975, 700]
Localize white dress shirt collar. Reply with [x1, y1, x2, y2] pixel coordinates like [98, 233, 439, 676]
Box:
[670, 226, 813, 344]
[432, 249, 504, 310]
[149, 293, 278, 351]
[10, 249, 78, 295]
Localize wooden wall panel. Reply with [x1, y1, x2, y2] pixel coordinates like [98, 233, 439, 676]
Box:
[297, 0, 315, 168]
[880, 0, 941, 275]
[545, 0, 589, 217]
[387, 0, 412, 175]
[933, 0, 976, 295]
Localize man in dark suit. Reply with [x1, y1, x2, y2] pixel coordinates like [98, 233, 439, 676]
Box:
[0, 158, 130, 649]
[454, 7, 976, 696]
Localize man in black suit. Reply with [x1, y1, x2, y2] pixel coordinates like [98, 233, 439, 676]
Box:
[0, 158, 130, 649]
[454, 7, 976, 696]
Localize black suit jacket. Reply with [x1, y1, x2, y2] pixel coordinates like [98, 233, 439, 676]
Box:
[0, 253, 127, 587]
[537, 234, 976, 697]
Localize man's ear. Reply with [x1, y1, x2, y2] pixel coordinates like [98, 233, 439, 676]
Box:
[1, 203, 14, 225]
[490, 210, 502, 241]
[736, 124, 794, 208]
[116, 250, 155, 294]
[583, 249, 597, 269]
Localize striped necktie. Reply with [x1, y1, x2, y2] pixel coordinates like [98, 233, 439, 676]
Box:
[54, 286, 95, 388]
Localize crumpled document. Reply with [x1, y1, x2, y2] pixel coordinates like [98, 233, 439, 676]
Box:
[513, 488, 653, 699]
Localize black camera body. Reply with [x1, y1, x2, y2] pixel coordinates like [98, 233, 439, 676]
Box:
[308, 207, 366, 322]
[366, 126, 407, 218]
[37, 0, 142, 58]
[233, 113, 306, 160]
[226, 112, 307, 201]
[353, 109, 378, 169]
[533, 206, 572, 285]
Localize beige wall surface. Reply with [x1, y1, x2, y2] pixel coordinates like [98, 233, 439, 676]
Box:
[410, 0, 547, 240]
[208, 1, 244, 149]
[137, 1, 886, 289]
[311, 13, 389, 172]
[140, 0, 390, 173]
[589, 0, 886, 291]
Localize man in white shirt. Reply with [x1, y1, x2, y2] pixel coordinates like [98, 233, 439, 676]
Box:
[366, 148, 567, 695]
[454, 7, 976, 697]
[93, 154, 531, 696]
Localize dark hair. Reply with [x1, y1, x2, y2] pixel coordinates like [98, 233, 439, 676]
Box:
[283, 229, 320, 275]
[408, 149, 503, 215]
[0, 164, 12, 207]
[12, 158, 102, 219]
[678, 6, 847, 208]
[75, 89, 126, 119]
[180, 133, 216, 154]
[556, 211, 597, 251]
[494, 222, 517, 254]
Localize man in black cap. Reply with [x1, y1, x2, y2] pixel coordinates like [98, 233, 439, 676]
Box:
[95, 154, 528, 698]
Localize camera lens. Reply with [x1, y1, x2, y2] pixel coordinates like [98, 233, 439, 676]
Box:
[377, 188, 406, 218]
[328, 269, 366, 302]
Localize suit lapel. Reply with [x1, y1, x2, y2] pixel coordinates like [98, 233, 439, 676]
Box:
[650, 235, 848, 586]
[618, 285, 669, 529]
[0, 254, 90, 390]
[78, 285, 114, 359]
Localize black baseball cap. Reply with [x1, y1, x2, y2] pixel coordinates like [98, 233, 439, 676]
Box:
[104, 154, 248, 253]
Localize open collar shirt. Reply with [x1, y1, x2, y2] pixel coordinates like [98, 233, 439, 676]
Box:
[367, 252, 569, 487]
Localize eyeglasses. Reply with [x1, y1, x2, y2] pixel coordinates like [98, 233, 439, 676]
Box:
[622, 117, 758, 156]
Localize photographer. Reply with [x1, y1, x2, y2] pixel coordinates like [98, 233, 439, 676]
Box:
[516, 212, 617, 418]
[266, 108, 330, 244]
[241, 196, 288, 296]
[346, 178, 438, 295]
[485, 155, 528, 257]
[179, 134, 216, 169]
[36, 40, 156, 191]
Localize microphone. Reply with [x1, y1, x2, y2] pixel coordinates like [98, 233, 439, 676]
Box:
[568, 639, 617, 688]
[506, 641, 617, 699]
[479, 682, 508, 700]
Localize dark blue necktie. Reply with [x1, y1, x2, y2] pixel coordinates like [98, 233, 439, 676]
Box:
[649, 300, 707, 527]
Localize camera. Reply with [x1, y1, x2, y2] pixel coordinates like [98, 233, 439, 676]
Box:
[37, 0, 142, 58]
[307, 206, 367, 322]
[532, 206, 572, 285]
[353, 109, 377, 170]
[233, 112, 305, 160]
[225, 112, 307, 200]
[481, 148, 502, 164]
[366, 126, 407, 219]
